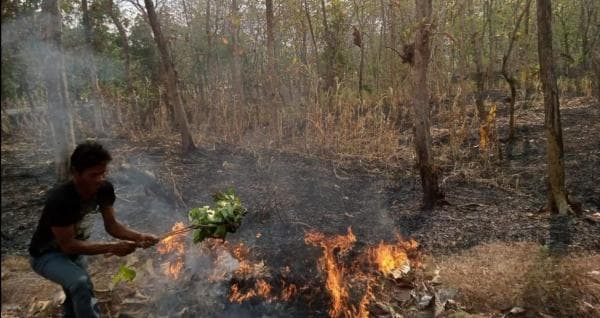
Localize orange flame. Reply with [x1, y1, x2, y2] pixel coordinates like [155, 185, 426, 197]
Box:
[229, 279, 275, 303]
[305, 227, 357, 318]
[304, 229, 420, 318]
[157, 222, 186, 279]
[370, 238, 419, 278]
[371, 243, 407, 276]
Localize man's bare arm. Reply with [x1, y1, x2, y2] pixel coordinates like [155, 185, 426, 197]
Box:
[51, 225, 137, 256]
[101, 206, 159, 247]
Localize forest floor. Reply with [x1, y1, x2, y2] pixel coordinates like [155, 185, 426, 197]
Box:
[1, 96, 599, 317]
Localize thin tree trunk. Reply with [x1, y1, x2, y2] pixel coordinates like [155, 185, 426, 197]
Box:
[107, 0, 139, 127]
[205, 0, 211, 87]
[143, 0, 195, 152]
[359, 38, 365, 100]
[522, 0, 534, 97]
[412, 0, 443, 210]
[181, 0, 205, 119]
[473, 31, 486, 122]
[389, 1, 398, 90]
[319, 0, 337, 92]
[485, 0, 496, 89]
[303, 0, 318, 64]
[376, 0, 386, 91]
[467, 0, 485, 120]
[82, 0, 106, 134]
[578, 0, 593, 69]
[537, 0, 572, 215]
[593, 49, 600, 102]
[352, 0, 365, 101]
[502, 0, 531, 141]
[41, 0, 75, 182]
[265, 0, 279, 103]
[230, 0, 244, 103]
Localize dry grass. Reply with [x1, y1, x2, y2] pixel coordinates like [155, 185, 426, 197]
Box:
[435, 242, 600, 317]
[175, 79, 414, 170]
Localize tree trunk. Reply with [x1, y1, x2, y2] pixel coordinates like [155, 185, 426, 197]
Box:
[205, 0, 212, 87]
[522, 0, 534, 97]
[376, 0, 386, 91]
[143, 0, 195, 152]
[41, 0, 75, 182]
[502, 0, 531, 141]
[320, 0, 337, 92]
[473, 31, 486, 122]
[592, 48, 600, 103]
[303, 0, 318, 64]
[485, 0, 496, 89]
[352, 0, 365, 101]
[265, 0, 280, 103]
[578, 0, 596, 70]
[537, 0, 572, 215]
[82, 0, 106, 134]
[230, 0, 244, 103]
[107, 0, 139, 127]
[389, 1, 398, 90]
[412, 0, 443, 210]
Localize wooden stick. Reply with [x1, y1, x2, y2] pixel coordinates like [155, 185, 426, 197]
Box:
[159, 224, 216, 241]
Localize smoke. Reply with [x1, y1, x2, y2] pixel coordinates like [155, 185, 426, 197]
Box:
[1, 8, 128, 140]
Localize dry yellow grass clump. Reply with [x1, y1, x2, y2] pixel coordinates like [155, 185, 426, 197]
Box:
[435, 242, 600, 317]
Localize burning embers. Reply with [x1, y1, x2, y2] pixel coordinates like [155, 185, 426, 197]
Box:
[227, 243, 300, 303]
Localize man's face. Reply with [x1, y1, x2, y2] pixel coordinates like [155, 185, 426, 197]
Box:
[74, 163, 108, 195]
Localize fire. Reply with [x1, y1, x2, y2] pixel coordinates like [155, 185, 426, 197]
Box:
[157, 222, 187, 279]
[157, 222, 186, 254]
[370, 241, 415, 277]
[229, 279, 274, 303]
[305, 228, 420, 318]
[305, 227, 357, 318]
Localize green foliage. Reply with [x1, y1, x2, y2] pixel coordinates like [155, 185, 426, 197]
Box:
[111, 264, 136, 285]
[188, 188, 247, 243]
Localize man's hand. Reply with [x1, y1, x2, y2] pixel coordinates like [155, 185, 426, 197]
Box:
[110, 241, 138, 256]
[137, 233, 160, 248]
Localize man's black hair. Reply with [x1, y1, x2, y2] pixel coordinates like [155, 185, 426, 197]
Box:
[70, 140, 112, 173]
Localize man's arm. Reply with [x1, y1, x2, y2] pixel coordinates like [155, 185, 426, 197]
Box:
[101, 206, 159, 247]
[51, 225, 137, 256]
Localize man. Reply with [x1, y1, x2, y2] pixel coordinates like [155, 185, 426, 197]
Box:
[29, 141, 159, 317]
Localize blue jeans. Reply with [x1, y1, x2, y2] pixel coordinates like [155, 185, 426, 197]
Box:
[30, 252, 101, 318]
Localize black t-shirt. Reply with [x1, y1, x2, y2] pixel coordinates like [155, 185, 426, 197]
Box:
[28, 180, 116, 257]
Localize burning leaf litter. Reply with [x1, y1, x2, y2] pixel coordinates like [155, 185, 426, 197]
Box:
[140, 214, 460, 317]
